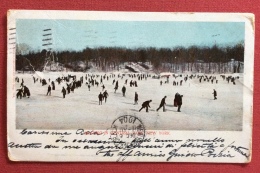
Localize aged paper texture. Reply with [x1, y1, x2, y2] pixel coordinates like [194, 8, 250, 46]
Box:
[7, 10, 254, 162]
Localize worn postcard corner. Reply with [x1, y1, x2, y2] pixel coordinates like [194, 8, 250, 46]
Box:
[7, 10, 254, 162]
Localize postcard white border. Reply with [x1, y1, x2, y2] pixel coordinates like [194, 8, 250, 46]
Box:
[7, 10, 254, 162]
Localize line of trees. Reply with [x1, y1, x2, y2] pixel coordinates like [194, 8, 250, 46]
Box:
[16, 43, 244, 73]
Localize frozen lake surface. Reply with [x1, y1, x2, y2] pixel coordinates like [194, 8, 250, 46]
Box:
[15, 72, 244, 131]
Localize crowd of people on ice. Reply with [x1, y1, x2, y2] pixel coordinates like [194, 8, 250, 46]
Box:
[15, 72, 239, 112]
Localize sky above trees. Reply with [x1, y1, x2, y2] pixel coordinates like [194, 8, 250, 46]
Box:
[16, 19, 245, 52]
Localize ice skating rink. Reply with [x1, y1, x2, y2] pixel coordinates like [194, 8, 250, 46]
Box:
[15, 72, 244, 131]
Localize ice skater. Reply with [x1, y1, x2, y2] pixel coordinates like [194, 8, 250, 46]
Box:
[71, 85, 75, 93]
[61, 87, 66, 98]
[98, 92, 103, 105]
[114, 81, 118, 93]
[42, 79, 47, 86]
[46, 85, 51, 96]
[134, 81, 138, 87]
[101, 84, 105, 91]
[16, 88, 23, 99]
[122, 86, 126, 97]
[156, 96, 167, 112]
[139, 100, 152, 112]
[134, 92, 138, 105]
[175, 93, 183, 112]
[20, 78, 24, 87]
[103, 90, 109, 103]
[67, 84, 71, 94]
[213, 89, 217, 100]
[51, 81, 55, 90]
[23, 85, 30, 98]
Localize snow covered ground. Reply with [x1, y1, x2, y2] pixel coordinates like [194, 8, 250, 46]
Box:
[15, 72, 243, 131]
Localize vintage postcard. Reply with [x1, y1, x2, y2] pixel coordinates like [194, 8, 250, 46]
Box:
[7, 10, 254, 162]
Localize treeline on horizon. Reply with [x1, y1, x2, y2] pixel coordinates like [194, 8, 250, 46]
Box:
[16, 43, 244, 71]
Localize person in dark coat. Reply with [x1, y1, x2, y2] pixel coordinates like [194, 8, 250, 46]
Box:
[16, 88, 23, 99]
[98, 92, 103, 105]
[71, 85, 75, 93]
[88, 84, 91, 91]
[130, 80, 133, 87]
[213, 89, 217, 100]
[122, 86, 126, 97]
[51, 81, 55, 90]
[101, 85, 105, 91]
[23, 86, 27, 97]
[20, 78, 24, 87]
[173, 93, 178, 107]
[156, 96, 167, 112]
[61, 87, 66, 98]
[57, 77, 61, 84]
[114, 81, 119, 93]
[134, 81, 138, 87]
[42, 79, 47, 86]
[23, 86, 30, 98]
[139, 100, 152, 112]
[46, 85, 51, 96]
[134, 92, 138, 105]
[100, 77, 103, 84]
[103, 90, 109, 103]
[114, 85, 118, 93]
[175, 93, 183, 112]
[67, 85, 71, 94]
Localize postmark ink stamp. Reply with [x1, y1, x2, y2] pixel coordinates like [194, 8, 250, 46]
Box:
[110, 115, 145, 149]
